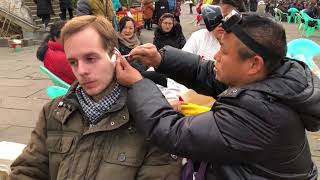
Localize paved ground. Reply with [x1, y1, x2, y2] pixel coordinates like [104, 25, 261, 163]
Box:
[1, 4, 320, 168]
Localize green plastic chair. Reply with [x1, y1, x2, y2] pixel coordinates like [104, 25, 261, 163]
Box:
[39, 65, 71, 89]
[47, 86, 68, 99]
[274, 8, 288, 21]
[295, 13, 304, 30]
[300, 12, 318, 37]
[287, 8, 299, 23]
[287, 38, 320, 79]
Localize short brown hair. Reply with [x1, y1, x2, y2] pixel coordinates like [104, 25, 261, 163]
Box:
[61, 15, 118, 57]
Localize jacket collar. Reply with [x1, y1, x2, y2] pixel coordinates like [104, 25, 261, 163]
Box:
[55, 82, 130, 132]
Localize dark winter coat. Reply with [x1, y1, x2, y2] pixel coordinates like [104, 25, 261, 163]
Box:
[153, 0, 169, 24]
[59, 0, 73, 9]
[153, 24, 186, 50]
[36, 41, 76, 84]
[34, 0, 53, 16]
[8, 84, 182, 180]
[126, 46, 319, 180]
[118, 41, 148, 73]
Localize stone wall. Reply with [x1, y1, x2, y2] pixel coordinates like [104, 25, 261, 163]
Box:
[0, 0, 33, 24]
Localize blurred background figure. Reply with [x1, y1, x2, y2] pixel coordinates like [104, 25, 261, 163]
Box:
[153, 0, 169, 24]
[76, 0, 114, 21]
[173, 0, 182, 22]
[142, 0, 154, 30]
[36, 21, 76, 85]
[34, 0, 53, 31]
[153, 13, 186, 50]
[59, 0, 74, 20]
[249, 0, 257, 11]
[118, 16, 148, 72]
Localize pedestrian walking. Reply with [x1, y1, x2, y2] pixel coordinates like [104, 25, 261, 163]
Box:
[59, 0, 74, 20]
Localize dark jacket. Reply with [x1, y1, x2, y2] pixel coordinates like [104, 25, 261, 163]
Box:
[153, 24, 186, 50]
[126, 46, 319, 180]
[118, 41, 148, 73]
[34, 0, 53, 16]
[8, 84, 182, 180]
[37, 41, 76, 84]
[153, 0, 169, 24]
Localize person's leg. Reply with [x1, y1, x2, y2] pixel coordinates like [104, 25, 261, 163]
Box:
[144, 19, 147, 29]
[60, 8, 67, 20]
[68, 8, 73, 19]
[44, 14, 50, 29]
[189, 4, 193, 14]
[148, 19, 153, 29]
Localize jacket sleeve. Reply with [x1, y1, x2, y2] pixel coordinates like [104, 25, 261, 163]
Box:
[127, 79, 275, 163]
[136, 145, 182, 180]
[156, 46, 226, 97]
[8, 105, 49, 180]
[76, 0, 91, 16]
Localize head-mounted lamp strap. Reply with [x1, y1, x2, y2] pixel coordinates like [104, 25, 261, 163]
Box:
[227, 23, 282, 60]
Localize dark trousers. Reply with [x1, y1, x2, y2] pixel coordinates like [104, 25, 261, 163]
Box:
[144, 19, 152, 29]
[60, 8, 73, 20]
[41, 14, 50, 27]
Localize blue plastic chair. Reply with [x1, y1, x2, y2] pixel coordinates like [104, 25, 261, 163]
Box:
[47, 86, 68, 99]
[39, 65, 71, 89]
[287, 38, 320, 78]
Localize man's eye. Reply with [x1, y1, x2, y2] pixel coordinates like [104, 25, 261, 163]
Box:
[69, 60, 77, 66]
[87, 57, 96, 62]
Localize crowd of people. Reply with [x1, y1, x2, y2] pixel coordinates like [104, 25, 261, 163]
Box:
[6, 0, 320, 179]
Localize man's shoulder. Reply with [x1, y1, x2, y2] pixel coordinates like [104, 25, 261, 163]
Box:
[191, 28, 209, 37]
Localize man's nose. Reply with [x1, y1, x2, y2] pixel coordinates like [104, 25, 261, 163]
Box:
[77, 60, 89, 75]
[214, 51, 221, 62]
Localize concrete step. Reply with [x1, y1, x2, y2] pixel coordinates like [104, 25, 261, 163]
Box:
[34, 16, 61, 26]
[30, 8, 61, 15]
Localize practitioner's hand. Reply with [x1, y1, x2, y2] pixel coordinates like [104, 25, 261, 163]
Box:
[127, 43, 162, 67]
[116, 55, 143, 86]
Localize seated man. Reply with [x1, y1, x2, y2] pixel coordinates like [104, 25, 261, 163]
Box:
[8, 15, 181, 180]
[116, 13, 318, 179]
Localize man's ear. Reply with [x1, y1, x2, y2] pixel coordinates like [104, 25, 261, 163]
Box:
[247, 55, 265, 75]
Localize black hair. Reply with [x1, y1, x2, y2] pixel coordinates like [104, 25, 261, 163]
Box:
[118, 16, 136, 33]
[43, 21, 66, 43]
[236, 13, 287, 74]
[218, 0, 247, 12]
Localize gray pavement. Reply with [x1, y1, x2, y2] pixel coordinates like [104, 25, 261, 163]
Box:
[1, 4, 320, 168]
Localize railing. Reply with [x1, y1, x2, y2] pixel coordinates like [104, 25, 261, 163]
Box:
[0, 6, 37, 36]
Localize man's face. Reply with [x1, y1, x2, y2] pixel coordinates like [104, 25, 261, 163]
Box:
[64, 27, 115, 97]
[212, 4, 235, 40]
[213, 33, 251, 87]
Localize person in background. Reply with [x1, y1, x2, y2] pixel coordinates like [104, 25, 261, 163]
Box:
[59, 0, 74, 20]
[34, 0, 53, 31]
[183, 0, 246, 61]
[142, 0, 154, 30]
[153, 13, 186, 50]
[153, 0, 169, 24]
[174, 0, 182, 22]
[118, 16, 148, 73]
[36, 21, 76, 85]
[76, 0, 114, 21]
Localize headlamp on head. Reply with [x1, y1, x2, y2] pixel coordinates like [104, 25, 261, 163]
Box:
[202, 6, 282, 61]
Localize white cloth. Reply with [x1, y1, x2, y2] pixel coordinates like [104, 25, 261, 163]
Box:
[147, 67, 188, 101]
[182, 29, 220, 61]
